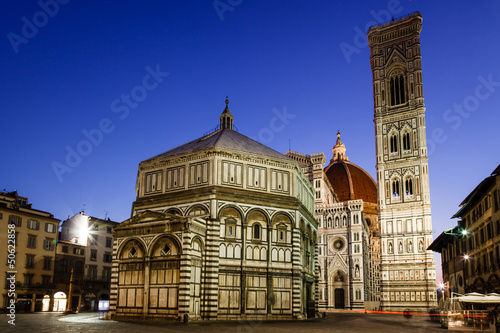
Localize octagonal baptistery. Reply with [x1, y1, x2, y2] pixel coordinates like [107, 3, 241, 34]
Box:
[110, 99, 318, 321]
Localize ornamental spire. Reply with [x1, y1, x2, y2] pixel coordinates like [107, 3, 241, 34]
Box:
[331, 130, 349, 162]
[220, 96, 234, 130]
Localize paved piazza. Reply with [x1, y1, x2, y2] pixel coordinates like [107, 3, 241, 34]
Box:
[0, 311, 449, 333]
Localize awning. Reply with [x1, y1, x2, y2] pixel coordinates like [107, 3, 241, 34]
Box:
[455, 293, 500, 304]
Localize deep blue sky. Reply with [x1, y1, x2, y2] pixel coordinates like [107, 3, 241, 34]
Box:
[2, 1, 500, 283]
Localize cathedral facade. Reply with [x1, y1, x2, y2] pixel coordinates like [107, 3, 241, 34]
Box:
[286, 133, 380, 310]
[368, 12, 437, 311]
[109, 100, 318, 321]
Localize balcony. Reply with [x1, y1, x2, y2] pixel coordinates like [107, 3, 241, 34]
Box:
[13, 283, 56, 290]
[86, 275, 111, 282]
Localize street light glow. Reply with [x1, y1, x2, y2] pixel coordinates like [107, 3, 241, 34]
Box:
[464, 254, 470, 260]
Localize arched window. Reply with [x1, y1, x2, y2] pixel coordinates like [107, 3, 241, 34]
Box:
[402, 132, 411, 151]
[75, 260, 83, 273]
[405, 178, 413, 196]
[253, 224, 261, 240]
[390, 135, 398, 154]
[59, 259, 67, 272]
[392, 180, 400, 197]
[390, 73, 406, 106]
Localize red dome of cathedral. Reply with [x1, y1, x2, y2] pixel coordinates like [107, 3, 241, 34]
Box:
[324, 132, 377, 204]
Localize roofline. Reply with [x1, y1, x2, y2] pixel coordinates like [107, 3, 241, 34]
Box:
[428, 225, 464, 252]
[140, 145, 293, 168]
[492, 163, 500, 176]
[367, 11, 422, 35]
[141, 129, 292, 164]
[452, 175, 496, 218]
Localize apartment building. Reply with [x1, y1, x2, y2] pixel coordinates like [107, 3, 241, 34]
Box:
[0, 191, 60, 312]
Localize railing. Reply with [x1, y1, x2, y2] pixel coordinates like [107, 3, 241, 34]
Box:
[11, 283, 56, 289]
[86, 275, 111, 282]
[203, 124, 239, 136]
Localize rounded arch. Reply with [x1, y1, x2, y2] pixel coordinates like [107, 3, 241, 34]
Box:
[148, 234, 182, 257]
[164, 207, 182, 216]
[186, 204, 209, 217]
[311, 230, 318, 245]
[246, 209, 269, 224]
[271, 212, 293, 226]
[191, 236, 204, 254]
[299, 218, 306, 233]
[117, 237, 147, 259]
[97, 289, 110, 300]
[305, 223, 312, 240]
[218, 205, 243, 221]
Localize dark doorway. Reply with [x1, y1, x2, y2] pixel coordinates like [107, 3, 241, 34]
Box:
[305, 283, 315, 318]
[334, 288, 345, 309]
[71, 296, 79, 311]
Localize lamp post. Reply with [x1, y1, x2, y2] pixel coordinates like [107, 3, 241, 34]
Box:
[65, 268, 74, 313]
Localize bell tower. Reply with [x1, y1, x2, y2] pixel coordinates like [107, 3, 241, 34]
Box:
[367, 12, 436, 311]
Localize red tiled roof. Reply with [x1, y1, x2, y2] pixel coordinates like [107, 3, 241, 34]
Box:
[324, 161, 377, 204]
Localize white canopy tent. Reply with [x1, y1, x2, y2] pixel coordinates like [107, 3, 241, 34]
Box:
[456, 293, 500, 304]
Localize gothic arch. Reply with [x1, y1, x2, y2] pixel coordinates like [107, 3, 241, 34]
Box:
[400, 125, 412, 152]
[388, 128, 399, 155]
[403, 173, 414, 197]
[330, 269, 347, 283]
[390, 174, 402, 198]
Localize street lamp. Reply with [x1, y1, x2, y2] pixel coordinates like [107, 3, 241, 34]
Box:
[444, 226, 469, 238]
[440, 283, 446, 304]
[463, 254, 472, 293]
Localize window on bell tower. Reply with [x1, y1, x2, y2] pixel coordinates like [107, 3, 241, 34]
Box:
[392, 180, 400, 198]
[405, 178, 413, 196]
[390, 73, 406, 106]
[390, 135, 398, 155]
[402, 132, 411, 151]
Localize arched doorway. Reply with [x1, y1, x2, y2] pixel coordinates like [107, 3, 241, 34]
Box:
[53, 292, 66, 312]
[85, 293, 97, 311]
[334, 288, 345, 309]
[98, 293, 110, 311]
[331, 271, 347, 309]
[42, 294, 51, 312]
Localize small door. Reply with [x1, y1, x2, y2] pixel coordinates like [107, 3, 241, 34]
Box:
[334, 288, 345, 309]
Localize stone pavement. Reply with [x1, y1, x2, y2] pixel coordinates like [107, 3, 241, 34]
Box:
[0, 311, 450, 333]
